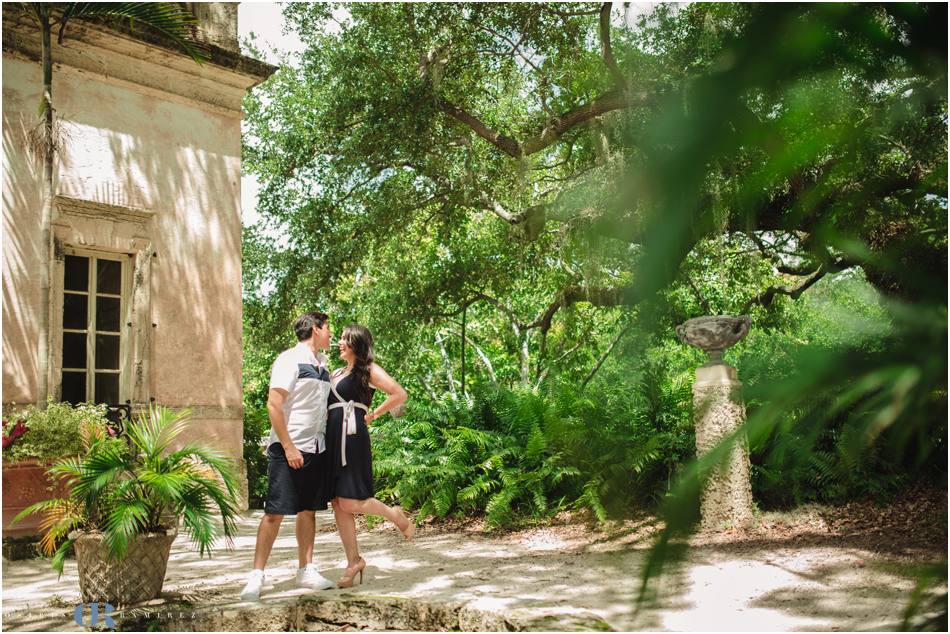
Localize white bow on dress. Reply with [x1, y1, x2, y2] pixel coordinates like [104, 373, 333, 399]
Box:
[328, 379, 368, 466]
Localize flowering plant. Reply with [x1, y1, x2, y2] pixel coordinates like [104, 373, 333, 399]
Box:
[2, 418, 28, 448]
[2, 399, 112, 464]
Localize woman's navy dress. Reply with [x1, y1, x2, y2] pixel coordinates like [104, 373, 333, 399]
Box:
[324, 372, 376, 501]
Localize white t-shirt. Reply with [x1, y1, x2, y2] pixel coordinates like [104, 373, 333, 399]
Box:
[267, 342, 331, 453]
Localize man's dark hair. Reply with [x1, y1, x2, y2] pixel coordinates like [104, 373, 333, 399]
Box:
[293, 311, 329, 341]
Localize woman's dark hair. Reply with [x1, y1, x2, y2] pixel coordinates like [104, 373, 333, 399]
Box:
[343, 324, 375, 405]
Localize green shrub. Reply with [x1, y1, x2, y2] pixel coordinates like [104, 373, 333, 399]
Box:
[2, 399, 110, 464]
[373, 375, 698, 525]
[373, 391, 579, 527]
[243, 406, 270, 507]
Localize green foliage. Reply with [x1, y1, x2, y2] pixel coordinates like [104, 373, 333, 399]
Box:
[241, 315, 282, 506]
[2, 399, 110, 464]
[18, 2, 209, 72]
[373, 369, 700, 525]
[241, 1, 945, 412]
[373, 391, 579, 527]
[240, 1, 946, 625]
[752, 420, 910, 508]
[12, 407, 242, 575]
[902, 560, 948, 631]
[242, 407, 270, 506]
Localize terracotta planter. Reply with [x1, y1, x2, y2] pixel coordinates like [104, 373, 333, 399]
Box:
[72, 528, 178, 605]
[1, 458, 71, 539]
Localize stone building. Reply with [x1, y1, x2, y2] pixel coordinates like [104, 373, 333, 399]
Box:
[2, 3, 276, 504]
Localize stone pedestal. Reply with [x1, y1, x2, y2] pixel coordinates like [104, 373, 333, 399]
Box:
[693, 363, 753, 529]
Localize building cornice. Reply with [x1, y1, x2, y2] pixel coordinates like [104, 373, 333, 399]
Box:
[53, 195, 156, 224]
[1, 7, 277, 120]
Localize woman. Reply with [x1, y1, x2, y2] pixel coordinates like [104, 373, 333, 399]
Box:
[324, 324, 413, 588]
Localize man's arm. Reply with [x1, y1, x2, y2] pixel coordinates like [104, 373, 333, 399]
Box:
[267, 388, 304, 469]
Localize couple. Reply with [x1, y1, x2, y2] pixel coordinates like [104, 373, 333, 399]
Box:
[240, 311, 413, 601]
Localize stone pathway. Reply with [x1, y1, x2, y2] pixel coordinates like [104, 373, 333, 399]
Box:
[0, 510, 939, 631]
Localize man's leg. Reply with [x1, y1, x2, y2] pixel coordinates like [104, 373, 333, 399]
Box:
[241, 512, 283, 600]
[294, 508, 334, 590]
[291, 452, 334, 590]
[295, 510, 316, 569]
[253, 513, 284, 570]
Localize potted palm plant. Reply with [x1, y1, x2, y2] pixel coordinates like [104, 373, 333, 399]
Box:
[11, 406, 241, 605]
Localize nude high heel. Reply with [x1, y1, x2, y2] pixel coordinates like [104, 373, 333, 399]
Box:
[338, 557, 365, 589]
[395, 507, 415, 540]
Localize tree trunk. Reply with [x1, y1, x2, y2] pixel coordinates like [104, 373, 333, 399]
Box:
[416, 372, 439, 401]
[460, 305, 466, 396]
[448, 330, 498, 385]
[37, 8, 53, 408]
[435, 331, 457, 401]
[512, 323, 531, 385]
[581, 323, 632, 389]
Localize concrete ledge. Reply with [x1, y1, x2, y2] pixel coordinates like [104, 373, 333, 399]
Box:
[2, 540, 42, 562]
[116, 595, 615, 632]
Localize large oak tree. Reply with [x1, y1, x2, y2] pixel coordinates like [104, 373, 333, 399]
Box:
[242, 2, 946, 389]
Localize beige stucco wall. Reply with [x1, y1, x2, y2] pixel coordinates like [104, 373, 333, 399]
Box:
[1, 57, 44, 404]
[2, 5, 275, 475]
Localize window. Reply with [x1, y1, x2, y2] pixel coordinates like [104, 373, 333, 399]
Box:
[60, 249, 130, 405]
[50, 195, 154, 408]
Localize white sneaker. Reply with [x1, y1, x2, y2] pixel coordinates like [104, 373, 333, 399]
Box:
[240, 569, 265, 601]
[296, 563, 334, 590]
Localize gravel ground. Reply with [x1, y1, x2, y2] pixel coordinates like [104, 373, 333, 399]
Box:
[1, 481, 945, 631]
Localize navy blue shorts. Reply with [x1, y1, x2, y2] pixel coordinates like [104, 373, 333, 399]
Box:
[264, 443, 328, 515]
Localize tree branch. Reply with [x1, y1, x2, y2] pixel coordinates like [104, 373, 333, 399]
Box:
[440, 86, 653, 158]
[539, 6, 601, 18]
[479, 192, 518, 223]
[528, 283, 646, 335]
[439, 98, 522, 156]
[736, 258, 857, 315]
[448, 329, 498, 385]
[470, 293, 527, 329]
[534, 342, 582, 387]
[434, 331, 458, 401]
[685, 275, 714, 314]
[599, 2, 627, 90]
[466, 10, 547, 82]
[582, 323, 632, 388]
[521, 88, 653, 155]
[416, 372, 439, 401]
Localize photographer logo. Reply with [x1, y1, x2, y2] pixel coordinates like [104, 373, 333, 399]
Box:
[74, 603, 115, 628]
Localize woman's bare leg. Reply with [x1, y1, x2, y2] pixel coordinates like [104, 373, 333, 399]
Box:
[330, 498, 361, 567]
[337, 497, 411, 533]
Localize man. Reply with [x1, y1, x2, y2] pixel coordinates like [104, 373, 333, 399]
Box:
[240, 311, 336, 600]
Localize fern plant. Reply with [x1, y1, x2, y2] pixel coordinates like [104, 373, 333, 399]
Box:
[374, 390, 579, 526]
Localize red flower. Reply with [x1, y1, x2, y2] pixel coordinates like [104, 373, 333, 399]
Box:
[2, 418, 28, 447]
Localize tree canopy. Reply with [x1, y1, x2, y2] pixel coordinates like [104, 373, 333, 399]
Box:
[240, 5, 946, 615]
[242, 2, 946, 396]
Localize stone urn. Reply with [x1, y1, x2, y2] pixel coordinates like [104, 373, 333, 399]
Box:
[676, 315, 754, 529]
[675, 315, 752, 365]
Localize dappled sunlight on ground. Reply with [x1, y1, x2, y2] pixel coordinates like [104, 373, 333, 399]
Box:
[2, 484, 945, 631]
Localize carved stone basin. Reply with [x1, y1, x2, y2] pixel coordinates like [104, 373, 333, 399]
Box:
[675, 315, 752, 365]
